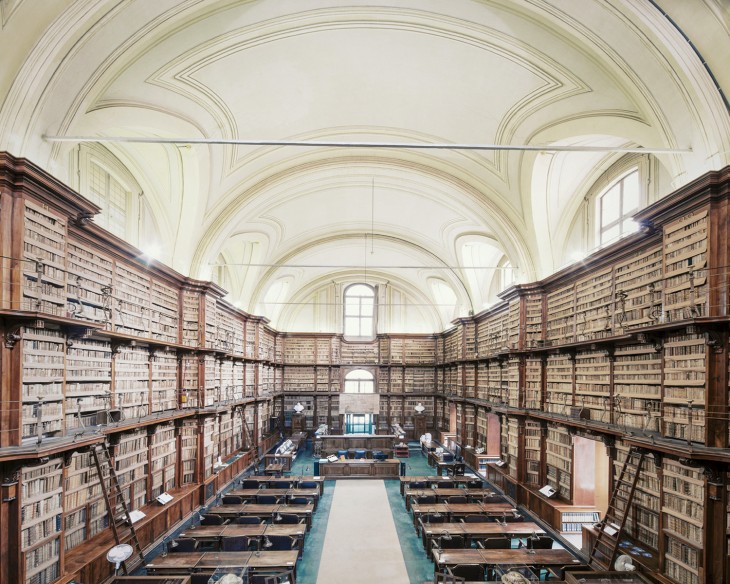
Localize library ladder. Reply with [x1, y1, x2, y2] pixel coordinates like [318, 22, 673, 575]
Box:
[91, 442, 146, 574]
[589, 447, 645, 570]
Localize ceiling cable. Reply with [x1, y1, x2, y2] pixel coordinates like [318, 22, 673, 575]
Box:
[42, 135, 692, 154]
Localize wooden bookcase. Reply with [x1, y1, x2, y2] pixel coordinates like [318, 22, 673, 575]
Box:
[430, 168, 730, 584]
[0, 154, 284, 584]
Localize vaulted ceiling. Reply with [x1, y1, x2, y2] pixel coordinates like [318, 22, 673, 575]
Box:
[1, 0, 728, 331]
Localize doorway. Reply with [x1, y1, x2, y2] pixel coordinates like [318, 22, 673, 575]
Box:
[572, 435, 610, 513]
[345, 413, 374, 434]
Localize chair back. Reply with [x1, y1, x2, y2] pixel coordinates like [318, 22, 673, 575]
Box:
[527, 535, 554, 549]
[171, 538, 198, 552]
[222, 495, 243, 504]
[288, 497, 309, 505]
[408, 481, 426, 489]
[298, 481, 317, 489]
[233, 515, 263, 524]
[421, 513, 445, 524]
[275, 513, 303, 525]
[417, 495, 436, 505]
[269, 481, 292, 489]
[436, 481, 455, 489]
[240, 480, 259, 489]
[221, 535, 251, 551]
[200, 514, 225, 526]
[449, 564, 483, 581]
[448, 496, 467, 504]
[461, 514, 489, 523]
[477, 536, 511, 549]
[439, 534, 466, 549]
[257, 494, 281, 504]
[267, 535, 294, 550]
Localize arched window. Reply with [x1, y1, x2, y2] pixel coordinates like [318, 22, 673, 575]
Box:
[343, 283, 376, 339]
[500, 259, 515, 290]
[597, 169, 640, 246]
[344, 369, 374, 393]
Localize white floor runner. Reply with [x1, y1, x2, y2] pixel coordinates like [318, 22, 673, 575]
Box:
[316, 480, 409, 584]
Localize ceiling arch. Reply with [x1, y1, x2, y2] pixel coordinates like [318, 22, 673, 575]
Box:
[0, 0, 727, 332]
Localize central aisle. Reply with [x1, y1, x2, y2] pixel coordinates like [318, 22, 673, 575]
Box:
[316, 480, 410, 584]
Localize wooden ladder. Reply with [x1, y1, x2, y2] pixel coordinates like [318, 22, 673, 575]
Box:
[589, 447, 645, 570]
[91, 442, 146, 574]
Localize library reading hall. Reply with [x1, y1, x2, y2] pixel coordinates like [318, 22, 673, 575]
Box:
[1, 1, 730, 584]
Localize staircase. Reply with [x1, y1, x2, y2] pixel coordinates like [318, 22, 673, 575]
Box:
[91, 442, 146, 574]
[589, 447, 646, 570]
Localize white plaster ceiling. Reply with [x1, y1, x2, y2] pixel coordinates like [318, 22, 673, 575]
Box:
[0, 0, 728, 331]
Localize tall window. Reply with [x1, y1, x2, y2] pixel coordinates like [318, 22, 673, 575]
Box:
[344, 369, 374, 393]
[343, 283, 375, 339]
[597, 169, 640, 246]
[87, 161, 129, 238]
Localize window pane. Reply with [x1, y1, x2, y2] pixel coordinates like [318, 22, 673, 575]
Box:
[601, 185, 621, 224]
[344, 298, 360, 316]
[360, 317, 373, 335]
[622, 171, 640, 212]
[601, 224, 620, 244]
[622, 218, 638, 234]
[360, 301, 374, 317]
[344, 318, 360, 336]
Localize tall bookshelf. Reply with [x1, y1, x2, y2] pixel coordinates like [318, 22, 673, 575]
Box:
[63, 450, 106, 552]
[545, 284, 574, 345]
[523, 421, 542, 487]
[66, 240, 114, 325]
[113, 263, 150, 337]
[150, 350, 177, 413]
[64, 336, 112, 431]
[546, 354, 573, 415]
[545, 424, 572, 501]
[21, 327, 65, 442]
[22, 200, 67, 316]
[662, 209, 708, 322]
[613, 344, 662, 431]
[574, 350, 611, 421]
[149, 422, 176, 499]
[114, 429, 149, 511]
[662, 459, 704, 584]
[113, 345, 150, 420]
[575, 267, 614, 341]
[662, 331, 706, 442]
[20, 458, 63, 584]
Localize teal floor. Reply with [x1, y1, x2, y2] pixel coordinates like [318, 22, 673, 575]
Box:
[138, 440, 568, 582]
[291, 440, 435, 584]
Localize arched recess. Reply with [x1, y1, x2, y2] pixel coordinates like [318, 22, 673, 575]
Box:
[190, 155, 536, 287]
[343, 370, 375, 394]
[270, 270, 446, 334]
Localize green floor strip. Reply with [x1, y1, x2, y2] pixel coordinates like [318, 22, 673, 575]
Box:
[296, 480, 335, 584]
[385, 479, 434, 584]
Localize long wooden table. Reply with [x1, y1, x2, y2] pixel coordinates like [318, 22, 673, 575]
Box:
[411, 502, 516, 528]
[228, 488, 320, 509]
[399, 476, 475, 494]
[178, 524, 306, 555]
[404, 488, 497, 510]
[146, 550, 298, 576]
[205, 502, 314, 528]
[318, 458, 401, 478]
[420, 521, 545, 549]
[431, 548, 583, 576]
[241, 475, 324, 494]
